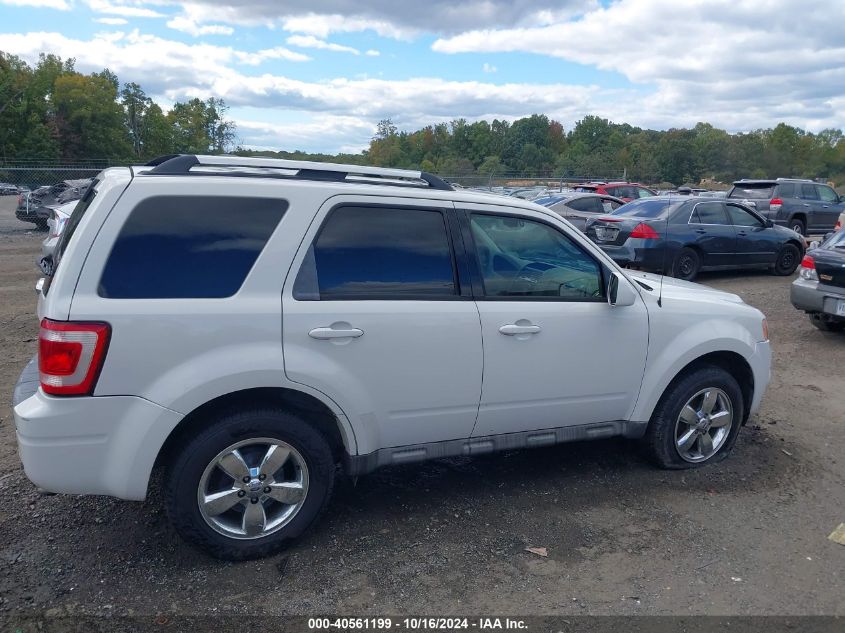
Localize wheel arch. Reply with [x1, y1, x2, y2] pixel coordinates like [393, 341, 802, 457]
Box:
[153, 387, 353, 476]
[649, 351, 754, 426]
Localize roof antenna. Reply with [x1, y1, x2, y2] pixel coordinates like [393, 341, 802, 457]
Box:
[657, 195, 669, 307]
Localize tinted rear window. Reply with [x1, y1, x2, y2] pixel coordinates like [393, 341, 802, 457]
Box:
[729, 183, 775, 199]
[611, 199, 673, 218]
[294, 206, 456, 300]
[99, 196, 286, 299]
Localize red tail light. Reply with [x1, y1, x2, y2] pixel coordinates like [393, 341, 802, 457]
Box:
[801, 255, 815, 269]
[836, 219, 842, 231]
[629, 222, 660, 239]
[770, 198, 783, 210]
[39, 319, 110, 396]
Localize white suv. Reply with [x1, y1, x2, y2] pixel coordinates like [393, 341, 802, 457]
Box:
[13, 155, 771, 559]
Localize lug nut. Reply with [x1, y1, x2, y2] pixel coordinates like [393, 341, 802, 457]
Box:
[250, 497, 259, 504]
[242, 476, 250, 483]
[264, 486, 271, 493]
[237, 490, 245, 497]
[258, 474, 266, 481]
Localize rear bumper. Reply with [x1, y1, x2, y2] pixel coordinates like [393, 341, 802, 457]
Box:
[597, 240, 666, 270]
[13, 360, 183, 500]
[790, 277, 845, 316]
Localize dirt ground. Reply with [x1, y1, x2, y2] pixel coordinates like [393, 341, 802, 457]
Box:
[0, 196, 842, 619]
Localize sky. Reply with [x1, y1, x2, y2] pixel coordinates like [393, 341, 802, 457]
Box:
[0, 0, 843, 154]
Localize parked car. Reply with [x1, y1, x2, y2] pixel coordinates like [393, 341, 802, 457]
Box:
[727, 178, 844, 236]
[38, 200, 76, 275]
[791, 230, 845, 332]
[0, 182, 21, 195]
[13, 155, 771, 559]
[535, 192, 625, 231]
[585, 197, 804, 281]
[574, 182, 657, 202]
[15, 178, 92, 229]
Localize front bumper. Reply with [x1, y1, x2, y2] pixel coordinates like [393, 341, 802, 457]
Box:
[748, 340, 772, 417]
[13, 359, 183, 500]
[791, 277, 845, 317]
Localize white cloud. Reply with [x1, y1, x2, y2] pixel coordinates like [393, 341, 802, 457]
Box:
[236, 46, 312, 64]
[236, 115, 376, 152]
[365, 49, 379, 57]
[165, 1, 594, 36]
[286, 34, 360, 55]
[482, 63, 497, 73]
[85, 0, 164, 18]
[167, 16, 234, 36]
[94, 16, 128, 24]
[0, 0, 68, 8]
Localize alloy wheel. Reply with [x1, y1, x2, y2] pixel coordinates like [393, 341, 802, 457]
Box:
[674, 388, 734, 463]
[197, 438, 309, 540]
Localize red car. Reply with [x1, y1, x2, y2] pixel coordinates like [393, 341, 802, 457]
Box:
[574, 182, 657, 202]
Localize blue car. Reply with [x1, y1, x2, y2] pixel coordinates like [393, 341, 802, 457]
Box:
[585, 197, 805, 281]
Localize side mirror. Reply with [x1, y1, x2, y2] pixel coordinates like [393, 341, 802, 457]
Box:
[608, 271, 637, 307]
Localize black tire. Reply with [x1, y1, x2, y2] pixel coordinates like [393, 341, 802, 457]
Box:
[772, 243, 801, 276]
[164, 407, 335, 560]
[809, 313, 845, 332]
[672, 247, 701, 281]
[643, 365, 745, 469]
[789, 218, 806, 236]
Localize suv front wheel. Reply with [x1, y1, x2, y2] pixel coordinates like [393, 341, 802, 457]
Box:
[643, 365, 744, 469]
[164, 407, 335, 560]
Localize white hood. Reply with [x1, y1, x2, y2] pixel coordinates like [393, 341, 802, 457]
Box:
[624, 270, 744, 304]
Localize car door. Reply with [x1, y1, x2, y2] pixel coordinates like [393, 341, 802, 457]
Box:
[725, 202, 778, 265]
[459, 203, 649, 437]
[282, 197, 483, 450]
[798, 183, 823, 231]
[815, 184, 843, 231]
[687, 201, 737, 266]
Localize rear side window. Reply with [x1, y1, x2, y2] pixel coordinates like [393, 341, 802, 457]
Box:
[800, 184, 819, 200]
[294, 206, 456, 300]
[691, 202, 729, 225]
[729, 184, 774, 199]
[565, 197, 602, 213]
[776, 182, 795, 198]
[99, 196, 285, 299]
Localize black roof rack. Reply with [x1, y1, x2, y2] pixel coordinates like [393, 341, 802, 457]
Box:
[144, 154, 453, 191]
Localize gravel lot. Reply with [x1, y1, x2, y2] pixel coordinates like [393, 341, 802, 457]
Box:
[0, 195, 843, 619]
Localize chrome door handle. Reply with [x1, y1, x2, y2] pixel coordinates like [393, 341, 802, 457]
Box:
[499, 323, 541, 336]
[309, 327, 364, 340]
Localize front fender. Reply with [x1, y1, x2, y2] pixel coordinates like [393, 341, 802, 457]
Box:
[632, 318, 759, 423]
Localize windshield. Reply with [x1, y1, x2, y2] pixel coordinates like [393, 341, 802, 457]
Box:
[610, 199, 673, 218]
[729, 183, 775, 199]
[823, 231, 845, 248]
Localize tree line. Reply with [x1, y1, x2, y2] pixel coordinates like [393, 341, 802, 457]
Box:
[0, 52, 236, 163]
[3, 52, 845, 186]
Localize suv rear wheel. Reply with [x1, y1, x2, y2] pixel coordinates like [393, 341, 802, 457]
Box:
[789, 218, 806, 236]
[644, 365, 744, 469]
[164, 407, 335, 560]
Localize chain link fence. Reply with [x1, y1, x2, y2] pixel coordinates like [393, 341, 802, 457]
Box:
[0, 166, 104, 229]
[437, 171, 628, 192]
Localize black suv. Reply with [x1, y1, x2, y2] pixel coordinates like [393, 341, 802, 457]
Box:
[727, 178, 844, 236]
